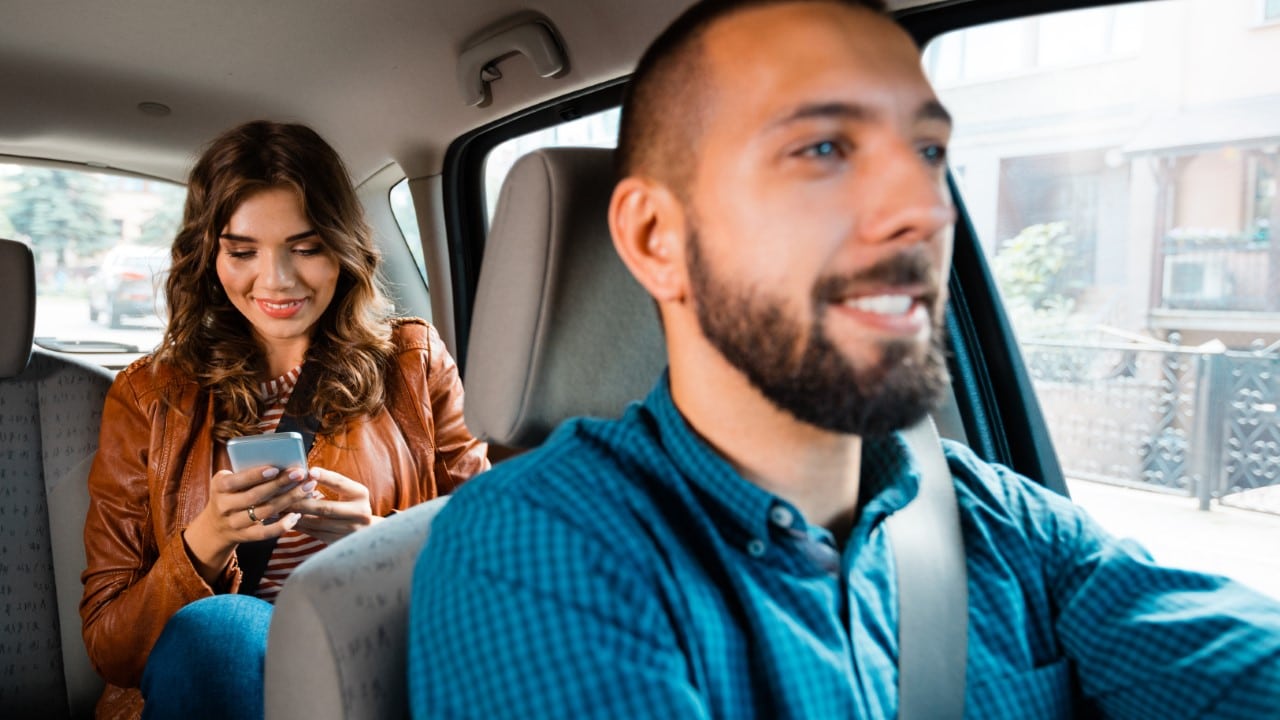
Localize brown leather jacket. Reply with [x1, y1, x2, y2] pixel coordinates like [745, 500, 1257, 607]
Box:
[80, 318, 489, 719]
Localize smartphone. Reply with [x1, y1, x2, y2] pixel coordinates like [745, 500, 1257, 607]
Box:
[226, 431, 309, 474]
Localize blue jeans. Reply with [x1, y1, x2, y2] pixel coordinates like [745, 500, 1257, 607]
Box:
[140, 594, 273, 720]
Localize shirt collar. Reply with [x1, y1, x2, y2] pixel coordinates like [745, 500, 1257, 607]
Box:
[642, 372, 923, 547]
[644, 373, 776, 547]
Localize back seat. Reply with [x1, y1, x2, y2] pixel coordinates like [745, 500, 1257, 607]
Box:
[0, 237, 113, 719]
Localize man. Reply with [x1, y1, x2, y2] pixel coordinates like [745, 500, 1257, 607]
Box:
[409, 1, 1280, 717]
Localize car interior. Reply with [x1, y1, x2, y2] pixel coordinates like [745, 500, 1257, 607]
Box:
[2, 0, 1277, 717]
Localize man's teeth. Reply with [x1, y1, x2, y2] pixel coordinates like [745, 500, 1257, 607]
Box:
[842, 295, 914, 315]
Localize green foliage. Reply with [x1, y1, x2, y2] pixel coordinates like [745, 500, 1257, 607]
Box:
[0, 167, 117, 261]
[137, 203, 183, 246]
[991, 222, 1078, 337]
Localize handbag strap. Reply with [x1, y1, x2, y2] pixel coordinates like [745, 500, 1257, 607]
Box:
[884, 416, 969, 720]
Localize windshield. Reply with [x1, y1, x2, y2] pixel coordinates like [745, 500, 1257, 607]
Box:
[1, 163, 185, 358]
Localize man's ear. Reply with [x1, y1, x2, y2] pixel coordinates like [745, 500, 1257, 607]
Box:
[608, 176, 687, 303]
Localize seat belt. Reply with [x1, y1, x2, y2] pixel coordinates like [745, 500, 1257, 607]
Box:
[237, 412, 317, 596]
[884, 416, 969, 720]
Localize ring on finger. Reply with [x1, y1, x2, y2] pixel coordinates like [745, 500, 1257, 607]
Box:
[247, 505, 261, 524]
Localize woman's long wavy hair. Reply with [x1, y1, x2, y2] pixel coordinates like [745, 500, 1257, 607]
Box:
[155, 120, 395, 441]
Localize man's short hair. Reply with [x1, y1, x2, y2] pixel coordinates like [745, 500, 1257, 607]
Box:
[615, 0, 890, 194]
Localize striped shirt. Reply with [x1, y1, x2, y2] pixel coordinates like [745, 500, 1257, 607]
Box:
[251, 365, 326, 603]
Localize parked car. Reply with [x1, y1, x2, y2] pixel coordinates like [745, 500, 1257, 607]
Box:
[0, 0, 1277, 718]
[86, 245, 170, 328]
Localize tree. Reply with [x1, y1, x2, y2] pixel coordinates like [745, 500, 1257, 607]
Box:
[0, 209, 15, 239]
[991, 222, 1077, 338]
[137, 203, 183, 247]
[1, 168, 117, 264]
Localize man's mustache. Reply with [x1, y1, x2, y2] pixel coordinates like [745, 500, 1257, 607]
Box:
[813, 249, 942, 310]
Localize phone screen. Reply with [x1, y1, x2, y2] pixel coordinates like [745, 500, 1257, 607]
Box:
[226, 431, 309, 473]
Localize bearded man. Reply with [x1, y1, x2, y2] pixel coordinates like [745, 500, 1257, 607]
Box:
[409, 1, 1280, 717]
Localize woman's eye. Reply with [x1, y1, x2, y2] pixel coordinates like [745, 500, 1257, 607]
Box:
[227, 250, 255, 260]
[294, 246, 323, 256]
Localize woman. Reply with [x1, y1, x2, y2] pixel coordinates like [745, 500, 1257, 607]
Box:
[79, 120, 489, 719]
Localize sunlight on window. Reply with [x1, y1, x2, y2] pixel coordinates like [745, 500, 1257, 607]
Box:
[390, 180, 429, 285]
[927, 0, 1280, 599]
[483, 108, 620, 222]
[1, 164, 184, 355]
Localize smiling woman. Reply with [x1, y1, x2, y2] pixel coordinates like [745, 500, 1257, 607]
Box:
[215, 187, 341, 378]
[79, 120, 489, 719]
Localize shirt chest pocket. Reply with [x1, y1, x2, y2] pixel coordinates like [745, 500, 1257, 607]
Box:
[968, 658, 1075, 719]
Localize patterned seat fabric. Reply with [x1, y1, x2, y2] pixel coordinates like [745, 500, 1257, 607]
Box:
[0, 238, 114, 719]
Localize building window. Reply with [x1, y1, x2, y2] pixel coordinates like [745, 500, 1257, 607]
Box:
[1249, 152, 1277, 239]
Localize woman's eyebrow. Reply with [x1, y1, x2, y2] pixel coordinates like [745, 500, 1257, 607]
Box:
[219, 229, 318, 242]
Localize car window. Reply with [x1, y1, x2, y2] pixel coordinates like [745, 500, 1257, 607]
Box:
[482, 107, 621, 223]
[927, 0, 1280, 598]
[390, 179, 430, 286]
[1, 163, 185, 361]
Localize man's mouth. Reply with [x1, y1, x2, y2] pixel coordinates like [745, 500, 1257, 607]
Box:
[830, 288, 934, 337]
[841, 293, 916, 316]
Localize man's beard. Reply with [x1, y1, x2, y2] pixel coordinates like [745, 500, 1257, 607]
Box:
[686, 231, 950, 437]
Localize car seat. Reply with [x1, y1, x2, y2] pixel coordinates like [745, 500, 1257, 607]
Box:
[0, 237, 114, 719]
[264, 147, 664, 719]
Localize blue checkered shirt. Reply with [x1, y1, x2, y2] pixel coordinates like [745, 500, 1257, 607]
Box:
[409, 377, 1280, 718]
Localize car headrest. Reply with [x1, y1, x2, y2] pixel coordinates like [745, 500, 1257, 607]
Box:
[0, 239, 36, 379]
[463, 147, 667, 448]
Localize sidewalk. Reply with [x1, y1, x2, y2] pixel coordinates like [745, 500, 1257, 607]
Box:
[1067, 478, 1280, 600]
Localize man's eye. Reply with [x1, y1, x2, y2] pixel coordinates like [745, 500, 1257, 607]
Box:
[920, 144, 948, 166]
[800, 140, 845, 159]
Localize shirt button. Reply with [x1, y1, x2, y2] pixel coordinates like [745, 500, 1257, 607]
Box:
[768, 506, 794, 528]
[746, 539, 767, 557]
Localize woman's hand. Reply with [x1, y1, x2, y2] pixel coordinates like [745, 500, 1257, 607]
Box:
[288, 466, 381, 545]
[183, 466, 316, 585]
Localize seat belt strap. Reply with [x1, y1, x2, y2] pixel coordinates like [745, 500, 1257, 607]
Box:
[237, 412, 317, 596]
[885, 416, 969, 720]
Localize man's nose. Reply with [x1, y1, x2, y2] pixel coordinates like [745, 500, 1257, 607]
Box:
[856, 141, 956, 247]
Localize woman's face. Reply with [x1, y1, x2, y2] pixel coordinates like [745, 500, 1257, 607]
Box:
[215, 186, 340, 360]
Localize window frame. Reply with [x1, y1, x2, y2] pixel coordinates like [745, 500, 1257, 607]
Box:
[441, 79, 627, 369]
[439, 0, 1147, 493]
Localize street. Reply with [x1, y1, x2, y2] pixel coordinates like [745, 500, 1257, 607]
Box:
[34, 294, 164, 352]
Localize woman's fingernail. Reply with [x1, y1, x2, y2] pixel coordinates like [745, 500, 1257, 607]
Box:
[284, 513, 301, 529]
[301, 480, 318, 494]
[262, 467, 280, 479]
[289, 468, 306, 481]
[309, 467, 321, 479]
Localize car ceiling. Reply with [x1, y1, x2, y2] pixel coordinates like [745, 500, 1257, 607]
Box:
[0, 0, 946, 187]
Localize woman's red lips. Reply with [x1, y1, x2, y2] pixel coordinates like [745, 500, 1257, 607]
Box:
[256, 298, 306, 319]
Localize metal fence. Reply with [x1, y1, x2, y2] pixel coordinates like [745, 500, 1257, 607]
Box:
[1022, 334, 1280, 515]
